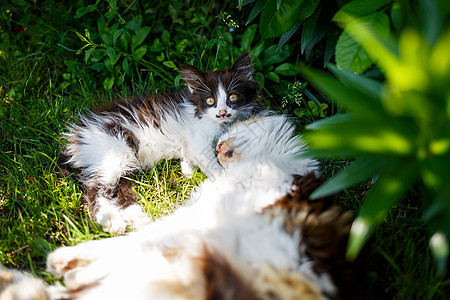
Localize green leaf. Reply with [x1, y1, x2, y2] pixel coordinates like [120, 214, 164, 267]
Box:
[277, 21, 301, 51]
[347, 159, 417, 259]
[11, 0, 27, 6]
[299, 64, 384, 117]
[134, 46, 147, 58]
[246, 0, 266, 26]
[260, 0, 304, 39]
[323, 29, 340, 67]
[106, 47, 117, 64]
[262, 44, 292, 66]
[241, 24, 257, 51]
[311, 156, 387, 199]
[104, 59, 114, 72]
[333, 0, 391, 24]
[75, 5, 96, 19]
[306, 114, 353, 130]
[128, 15, 143, 32]
[132, 27, 151, 51]
[89, 62, 104, 71]
[335, 31, 373, 74]
[75, 31, 89, 44]
[84, 47, 96, 64]
[103, 76, 115, 90]
[274, 63, 299, 76]
[340, 12, 397, 72]
[298, 0, 320, 21]
[113, 28, 124, 46]
[266, 71, 280, 82]
[328, 64, 382, 99]
[304, 120, 414, 156]
[122, 57, 131, 76]
[98, 16, 112, 45]
[301, 14, 319, 55]
[336, 12, 390, 73]
[163, 61, 178, 70]
[117, 31, 130, 51]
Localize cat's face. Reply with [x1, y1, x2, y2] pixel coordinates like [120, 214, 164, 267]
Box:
[181, 52, 258, 123]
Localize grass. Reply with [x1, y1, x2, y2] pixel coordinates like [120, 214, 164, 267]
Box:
[1, 66, 449, 300]
[1, 2, 449, 298]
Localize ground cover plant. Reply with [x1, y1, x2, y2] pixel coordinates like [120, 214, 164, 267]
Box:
[1, 0, 449, 298]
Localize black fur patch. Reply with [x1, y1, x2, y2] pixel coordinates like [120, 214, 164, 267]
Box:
[182, 52, 258, 117]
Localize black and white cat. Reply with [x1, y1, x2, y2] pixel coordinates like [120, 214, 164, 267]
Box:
[0, 115, 360, 300]
[58, 52, 258, 234]
[41, 115, 357, 300]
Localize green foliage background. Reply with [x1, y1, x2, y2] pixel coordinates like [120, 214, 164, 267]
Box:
[1, 0, 450, 298]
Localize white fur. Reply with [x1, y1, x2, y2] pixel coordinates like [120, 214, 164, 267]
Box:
[0, 264, 50, 300]
[217, 114, 319, 176]
[64, 99, 228, 233]
[41, 115, 334, 299]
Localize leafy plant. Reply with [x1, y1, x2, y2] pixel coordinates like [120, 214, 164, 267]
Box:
[240, 0, 342, 66]
[301, 0, 450, 272]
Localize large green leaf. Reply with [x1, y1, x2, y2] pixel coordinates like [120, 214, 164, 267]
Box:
[277, 21, 301, 51]
[335, 12, 390, 73]
[301, 4, 322, 55]
[304, 120, 414, 155]
[335, 31, 373, 73]
[347, 158, 417, 259]
[333, 0, 392, 24]
[241, 24, 257, 51]
[262, 44, 292, 66]
[311, 155, 388, 199]
[274, 63, 299, 76]
[246, 0, 266, 26]
[306, 114, 353, 130]
[132, 27, 151, 51]
[260, 0, 304, 39]
[328, 64, 382, 99]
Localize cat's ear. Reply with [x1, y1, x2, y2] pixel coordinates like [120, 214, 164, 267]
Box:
[232, 52, 253, 79]
[181, 65, 205, 93]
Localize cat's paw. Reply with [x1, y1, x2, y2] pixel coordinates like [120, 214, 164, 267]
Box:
[180, 159, 194, 177]
[96, 205, 128, 235]
[216, 137, 242, 166]
[47, 246, 96, 277]
[0, 266, 49, 300]
[120, 204, 151, 230]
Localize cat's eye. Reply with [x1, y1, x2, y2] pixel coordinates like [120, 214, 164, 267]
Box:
[206, 97, 215, 105]
[228, 94, 238, 102]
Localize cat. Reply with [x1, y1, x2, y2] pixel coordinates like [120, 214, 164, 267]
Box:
[57, 52, 259, 235]
[41, 115, 361, 299]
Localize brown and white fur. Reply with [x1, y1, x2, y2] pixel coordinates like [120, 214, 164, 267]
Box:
[57, 52, 258, 234]
[30, 115, 359, 299]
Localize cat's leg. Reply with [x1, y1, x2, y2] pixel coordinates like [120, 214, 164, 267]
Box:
[66, 121, 143, 234]
[184, 138, 223, 178]
[86, 186, 128, 235]
[180, 158, 194, 177]
[0, 264, 49, 300]
[114, 178, 150, 230]
[47, 235, 133, 278]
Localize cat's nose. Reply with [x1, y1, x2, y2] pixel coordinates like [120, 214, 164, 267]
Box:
[217, 110, 228, 117]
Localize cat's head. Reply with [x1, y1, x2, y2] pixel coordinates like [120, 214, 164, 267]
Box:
[181, 52, 258, 123]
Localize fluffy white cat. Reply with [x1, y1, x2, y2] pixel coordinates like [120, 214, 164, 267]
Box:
[1, 115, 357, 299]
